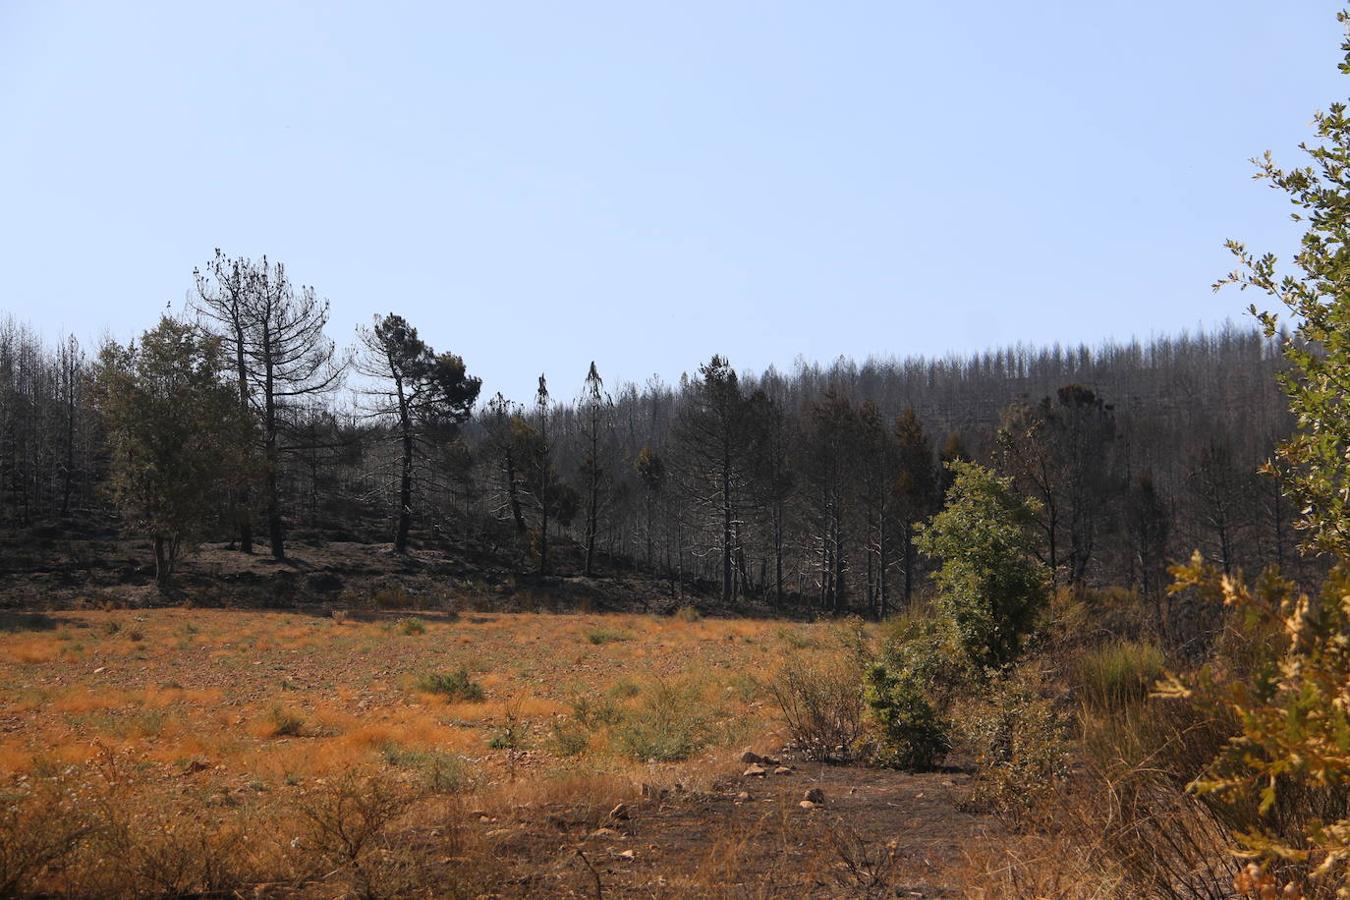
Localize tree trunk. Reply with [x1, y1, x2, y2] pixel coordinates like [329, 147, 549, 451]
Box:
[263, 330, 284, 560]
[721, 462, 733, 603]
[395, 416, 414, 554]
[234, 328, 253, 554]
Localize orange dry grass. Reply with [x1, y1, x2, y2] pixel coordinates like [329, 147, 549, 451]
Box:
[0, 607, 832, 791]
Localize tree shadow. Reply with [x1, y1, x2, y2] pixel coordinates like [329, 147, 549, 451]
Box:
[0, 611, 68, 633]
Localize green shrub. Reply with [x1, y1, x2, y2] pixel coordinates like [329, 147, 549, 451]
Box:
[417, 668, 485, 703]
[397, 617, 426, 636]
[380, 746, 468, 792]
[776, 627, 818, 650]
[1073, 640, 1165, 711]
[584, 627, 632, 645]
[606, 678, 640, 700]
[549, 722, 590, 757]
[614, 680, 708, 762]
[879, 602, 974, 706]
[571, 695, 623, 730]
[863, 663, 950, 771]
[918, 461, 1048, 668]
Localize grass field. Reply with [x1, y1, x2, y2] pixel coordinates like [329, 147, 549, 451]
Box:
[6, 606, 968, 896]
[0, 608, 825, 783]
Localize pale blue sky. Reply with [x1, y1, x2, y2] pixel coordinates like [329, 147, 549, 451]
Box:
[0, 3, 1340, 400]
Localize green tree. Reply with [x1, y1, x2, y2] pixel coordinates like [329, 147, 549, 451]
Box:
[1175, 10, 1350, 887]
[893, 407, 938, 607]
[675, 356, 746, 603]
[635, 445, 667, 571]
[918, 461, 1047, 668]
[576, 362, 614, 576]
[1216, 9, 1350, 557]
[94, 317, 248, 587]
[355, 314, 480, 554]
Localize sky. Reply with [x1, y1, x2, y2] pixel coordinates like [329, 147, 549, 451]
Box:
[0, 2, 1343, 401]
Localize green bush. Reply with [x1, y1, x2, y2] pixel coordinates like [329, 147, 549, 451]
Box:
[549, 722, 590, 757]
[614, 680, 708, 762]
[918, 461, 1047, 668]
[584, 627, 632, 645]
[571, 695, 623, 730]
[878, 603, 974, 706]
[380, 745, 468, 793]
[863, 663, 950, 770]
[397, 617, 426, 636]
[1073, 640, 1165, 711]
[417, 668, 485, 703]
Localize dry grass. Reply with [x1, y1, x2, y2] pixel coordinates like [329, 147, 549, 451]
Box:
[0, 606, 834, 895]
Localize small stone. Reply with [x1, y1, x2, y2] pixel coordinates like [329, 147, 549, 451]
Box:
[735, 791, 750, 802]
[618, 849, 635, 860]
[774, 766, 793, 775]
[803, 787, 825, 804]
[743, 764, 767, 778]
[93, 667, 106, 674]
[608, 802, 630, 821]
[799, 800, 817, 810]
[740, 750, 764, 765]
[591, 827, 620, 838]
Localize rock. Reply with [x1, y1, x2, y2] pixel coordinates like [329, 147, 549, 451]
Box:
[799, 800, 817, 810]
[735, 791, 750, 802]
[181, 758, 210, 775]
[743, 764, 767, 778]
[468, 809, 487, 819]
[618, 849, 635, 860]
[608, 802, 630, 821]
[591, 827, 620, 838]
[803, 787, 825, 804]
[740, 750, 764, 764]
[773, 766, 793, 775]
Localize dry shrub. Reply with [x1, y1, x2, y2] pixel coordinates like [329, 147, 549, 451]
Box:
[955, 663, 1071, 823]
[766, 652, 865, 762]
[0, 776, 92, 896]
[1057, 695, 1241, 897]
[294, 769, 421, 899]
[826, 818, 902, 897]
[958, 830, 1121, 899]
[1073, 639, 1166, 712]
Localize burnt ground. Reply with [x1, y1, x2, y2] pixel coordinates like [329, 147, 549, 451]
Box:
[443, 764, 999, 898]
[0, 520, 816, 621]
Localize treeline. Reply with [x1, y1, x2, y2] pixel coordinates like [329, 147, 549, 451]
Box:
[0, 252, 1299, 607]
